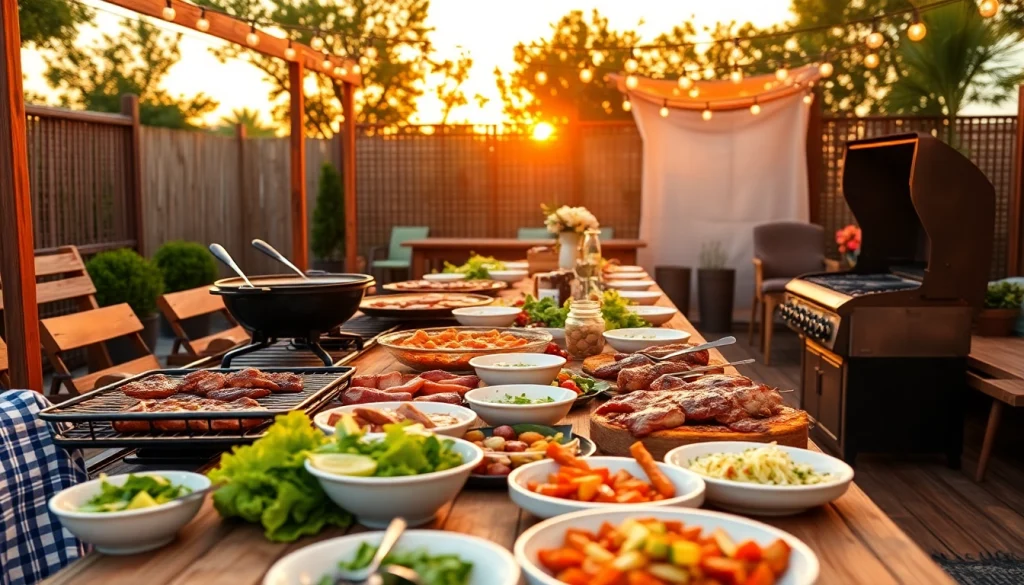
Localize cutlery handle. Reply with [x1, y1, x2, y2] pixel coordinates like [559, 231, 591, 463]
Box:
[367, 517, 407, 574]
[209, 244, 254, 288]
[251, 239, 309, 279]
[656, 335, 737, 360]
[680, 358, 755, 377]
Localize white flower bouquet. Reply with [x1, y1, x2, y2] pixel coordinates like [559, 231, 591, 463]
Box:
[542, 204, 600, 234]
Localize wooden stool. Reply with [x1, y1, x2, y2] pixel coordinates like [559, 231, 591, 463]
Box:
[966, 371, 1024, 481]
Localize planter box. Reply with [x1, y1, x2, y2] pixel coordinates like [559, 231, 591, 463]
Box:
[976, 308, 1020, 337]
[697, 268, 735, 333]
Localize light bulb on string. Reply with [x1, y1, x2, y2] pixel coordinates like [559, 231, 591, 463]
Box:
[365, 46, 378, 60]
[351, 64, 361, 75]
[677, 76, 693, 90]
[907, 10, 927, 42]
[775, 65, 789, 81]
[592, 52, 604, 66]
[161, 0, 175, 21]
[625, 74, 638, 90]
[979, 0, 1000, 18]
[359, 55, 369, 66]
[535, 70, 548, 85]
[659, 101, 669, 118]
[803, 93, 814, 105]
[284, 39, 296, 61]
[246, 24, 260, 47]
[702, 104, 712, 121]
[196, 8, 209, 31]
[784, 37, 799, 52]
[624, 58, 638, 73]
[818, 61, 834, 78]
[750, 99, 761, 115]
[310, 35, 324, 51]
[688, 86, 700, 98]
[622, 99, 632, 112]
[864, 52, 880, 69]
[730, 38, 743, 60]
[866, 19, 884, 50]
[703, 65, 715, 80]
[579, 68, 593, 83]
[730, 66, 743, 84]
[322, 52, 332, 71]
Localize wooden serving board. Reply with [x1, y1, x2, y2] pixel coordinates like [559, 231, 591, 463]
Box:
[591, 407, 809, 460]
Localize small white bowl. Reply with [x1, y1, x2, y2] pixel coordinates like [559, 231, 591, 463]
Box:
[508, 457, 706, 519]
[515, 507, 820, 585]
[488, 269, 529, 283]
[605, 264, 644, 274]
[306, 434, 483, 528]
[48, 471, 209, 555]
[504, 261, 530, 271]
[263, 529, 520, 585]
[313, 401, 478, 437]
[606, 279, 656, 291]
[627, 305, 678, 326]
[469, 353, 567, 386]
[464, 385, 576, 427]
[603, 327, 690, 353]
[604, 272, 648, 280]
[617, 290, 662, 305]
[664, 442, 855, 516]
[423, 272, 467, 282]
[452, 305, 522, 327]
[535, 327, 565, 347]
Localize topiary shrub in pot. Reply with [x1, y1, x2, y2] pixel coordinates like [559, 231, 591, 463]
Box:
[154, 241, 219, 338]
[976, 281, 1024, 337]
[696, 241, 735, 333]
[86, 248, 164, 360]
[312, 162, 346, 273]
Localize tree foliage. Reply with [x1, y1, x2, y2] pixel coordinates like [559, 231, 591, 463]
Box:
[43, 19, 218, 128]
[17, 0, 91, 48]
[215, 107, 279, 137]
[312, 163, 345, 261]
[200, 0, 471, 136]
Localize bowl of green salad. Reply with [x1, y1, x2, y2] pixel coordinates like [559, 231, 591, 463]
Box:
[263, 529, 519, 585]
[464, 384, 576, 427]
[305, 424, 484, 528]
[48, 471, 208, 554]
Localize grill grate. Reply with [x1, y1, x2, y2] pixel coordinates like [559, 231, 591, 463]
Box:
[222, 315, 400, 368]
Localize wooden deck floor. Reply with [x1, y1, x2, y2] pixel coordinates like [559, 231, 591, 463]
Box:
[716, 325, 1024, 561]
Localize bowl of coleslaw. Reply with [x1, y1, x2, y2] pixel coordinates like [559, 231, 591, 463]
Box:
[663, 441, 854, 516]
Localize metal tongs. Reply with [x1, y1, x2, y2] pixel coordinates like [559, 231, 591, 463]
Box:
[638, 335, 737, 362]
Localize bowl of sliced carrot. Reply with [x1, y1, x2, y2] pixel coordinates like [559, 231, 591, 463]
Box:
[508, 442, 705, 519]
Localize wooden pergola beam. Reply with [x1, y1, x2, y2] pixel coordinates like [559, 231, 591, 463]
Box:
[0, 0, 44, 391]
[289, 60, 308, 270]
[342, 83, 358, 272]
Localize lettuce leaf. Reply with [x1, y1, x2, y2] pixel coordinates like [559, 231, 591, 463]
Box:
[207, 412, 351, 541]
[317, 422, 464, 477]
[601, 289, 651, 330]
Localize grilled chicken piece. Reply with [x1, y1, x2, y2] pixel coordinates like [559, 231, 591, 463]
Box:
[206, 387, 272, 401]
[226, 368, 280, 391]
[352, 407, 400, 426]
[396, 403, 436, 428]
[616, 362, 694, 392]
[121, 374, 181, 399]
[266, 372, 304, 393]
[112, 395, 264, 433]
[593, 354, 653, 379]
[413, 392, 462, 405]
[179, 371, 227, 395]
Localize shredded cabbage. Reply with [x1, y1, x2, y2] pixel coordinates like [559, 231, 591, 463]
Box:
[688, 442, 833, 486]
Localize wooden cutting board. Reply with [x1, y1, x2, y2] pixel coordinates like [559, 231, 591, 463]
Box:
[590, 407, 809, 460]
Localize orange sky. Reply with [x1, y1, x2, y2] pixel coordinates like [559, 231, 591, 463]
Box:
[19, 0, 1013, 126]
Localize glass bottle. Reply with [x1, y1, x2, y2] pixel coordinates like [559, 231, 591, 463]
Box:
[564, 299, 605, 360]
[574, 229, 603, 298]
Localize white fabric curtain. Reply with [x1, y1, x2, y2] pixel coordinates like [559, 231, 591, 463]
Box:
[631, 93, 811, 314]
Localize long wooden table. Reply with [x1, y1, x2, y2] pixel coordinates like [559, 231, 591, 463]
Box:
[402, 238, 646, 279]
[47, 281, 953, 585]
[967, 335, 1024, 480]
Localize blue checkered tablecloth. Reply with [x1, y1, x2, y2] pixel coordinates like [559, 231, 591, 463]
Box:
[0, 390, 88, 585]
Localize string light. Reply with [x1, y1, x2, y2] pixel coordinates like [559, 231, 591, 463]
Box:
[864, 52, 880, 69]
[337, 66, 349, 76]
[622, 99, 632, 112]
[866, 19, 885, 49]
[908, 9, 927, 41]
[659, 101, 669, 117]
[161, 0, 175, 21]
[246, 23, 260, 47]
[750, 98, 761, 115]
[625, 74, 638, 89]
[803, 93, 814, 104]
[688, 86, 700, 98]
[703, 65, 715, 79]
[359, 55, 370, 66]
[365, 46, 378, 60]
[702, 104, 712, 121]
[624, 57, 638, 73]
[284, 39, 296, 61]
[310, 35, 324, 51]
[195, 8, 209, 31]
[729, 66, 743, 84]
[784, 37, 799, 52]
[579, 68, 594, 83]
[322, 51, 332, 71]
[730, 38, 743, 60]
[592, 52, 604, 66]
[677, 76, 693, 90]
[818, 61, 834, 77]
[535, 70, 548, 85]
[775, 65, 789, 81]
[351, 64, 361, 75]
[979, 0, 1000, 18]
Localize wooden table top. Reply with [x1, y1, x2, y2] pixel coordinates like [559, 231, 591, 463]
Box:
[401, 238, 647, 249]
[969, 335, 1024, 380]
[47, 280, 953, 585]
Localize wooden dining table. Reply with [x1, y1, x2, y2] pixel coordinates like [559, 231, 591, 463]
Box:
[401, 238, 646, 279]
[46, 279, 954, 585]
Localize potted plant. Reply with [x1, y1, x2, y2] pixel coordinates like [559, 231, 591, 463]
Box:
[976, 281, 1024, 337]
[86, 248, 164, 360]
[312, 162, 346, 273]
[542, 204, 600, 270]
[697, 241, 735, 332]
[154, 241, 219, 338]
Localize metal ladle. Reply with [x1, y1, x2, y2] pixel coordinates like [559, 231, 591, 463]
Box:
[251, 238, 309, 280]
[209, 244, 254, 288]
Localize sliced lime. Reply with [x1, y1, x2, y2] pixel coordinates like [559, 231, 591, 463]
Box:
[309, 453, 378, 477]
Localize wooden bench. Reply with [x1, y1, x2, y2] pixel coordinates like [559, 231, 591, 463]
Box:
[158, 286, 249, 365]
[967, 371, 1024, 481]
[40, 304, 161, 395]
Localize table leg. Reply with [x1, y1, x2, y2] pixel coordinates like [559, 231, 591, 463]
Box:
[975, 399, 1003, 482]
[411, 249, 427, 279]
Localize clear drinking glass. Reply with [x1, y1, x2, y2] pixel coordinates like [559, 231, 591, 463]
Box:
[575, 229, 603, 297]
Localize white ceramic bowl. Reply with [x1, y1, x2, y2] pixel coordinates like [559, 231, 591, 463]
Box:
[603, 327, 690, 353]
[508, 457, 706, 519]
[664, 441, 855, 516]
[313, 402, 478, 437]
[627, 305, 678, 326]
[606, 279, 656, 291]
[452, 305, 522, 327]
[306, 434, 483, 528]
[504, 261, 530, 271]
[536, 327, 565, 347]
[469, 353, 567, 386]
[617, 290, 662, 305]
[263, 529, 520, 585]
[515, 507, 819, 585]
[605, 272, 648, 280]
[48, 471, 209, 555]
[423, 272, 467, 282]
[605, 264, 644, 274]
[488, 269, 529, 283]
[464, 385, 576, 427]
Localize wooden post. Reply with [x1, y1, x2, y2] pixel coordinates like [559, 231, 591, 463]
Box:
[342, 81, 358, 272]
[289, 60, 308, 271]
[1008, 86, 1024, 276]
[0, 0, 43, 391]
[121, 94, 144, 255]
[805, 87, 824, 226]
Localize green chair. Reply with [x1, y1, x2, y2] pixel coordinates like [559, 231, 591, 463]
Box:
[370, 226, 429, 284]
[517, 227, 555, 240]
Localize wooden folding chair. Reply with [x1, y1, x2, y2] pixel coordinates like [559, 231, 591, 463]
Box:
[40, 304, 161, 395]
[158, 286, 249, 366]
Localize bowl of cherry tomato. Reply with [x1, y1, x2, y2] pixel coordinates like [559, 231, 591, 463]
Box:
[551, 369, 610, 407]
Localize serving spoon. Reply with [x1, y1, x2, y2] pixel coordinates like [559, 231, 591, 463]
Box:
[639, 335, 737, 362]
[335, 517, 412, 585]
[251, 238, 310, 280]
[209, 243, 255, 288]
